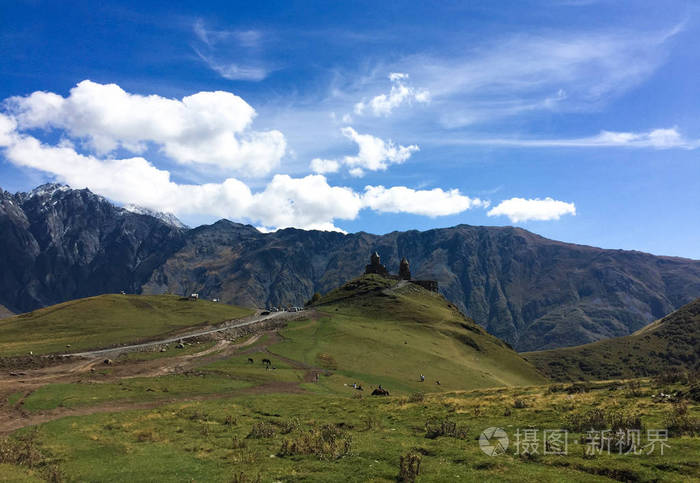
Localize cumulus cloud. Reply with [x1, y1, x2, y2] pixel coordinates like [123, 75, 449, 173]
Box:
[0, 113, 483, 230]
[309, 158, 340, 174]
[487, 197, 576, 222]
[308, 127, 419, 177]
[354, 73, 430, 116]
[5, 80, 286, 176]
[341, 127, 419, 176]
[363, 185, 487, 217]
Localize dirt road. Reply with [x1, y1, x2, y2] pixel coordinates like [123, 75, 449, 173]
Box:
[0, 312, 325, 435]
[65, 310, 300, 358]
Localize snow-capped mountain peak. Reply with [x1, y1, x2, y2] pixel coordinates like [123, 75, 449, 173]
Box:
[123, 204, 188, 229]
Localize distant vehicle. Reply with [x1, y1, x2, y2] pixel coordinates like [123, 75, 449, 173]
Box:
[289, 307, 297, 312]
[189, 293, 199, 300]
[212, 298, 220, 302]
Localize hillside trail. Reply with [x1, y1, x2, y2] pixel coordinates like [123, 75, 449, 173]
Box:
[65, 310, 298, 358]
[383, 279, 410, 295]
[0, 318, 327, 435]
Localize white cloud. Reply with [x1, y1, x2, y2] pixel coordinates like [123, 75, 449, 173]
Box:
[0, 113, 482, 230]
[5, 80, 286, 176]
[396, 26, 681, 127]
[440, 127, 698, 149]
[194, 50, 269, 81]
[362, 185, 487, 217]
[354, 73, 430, 116]
[487, 197, 576, 222]
[193, 19, 269, 80]
[248, 174, 362, 230]
[340, 127, 419, 174]
[308, 127, 420, 177]
[309, 158, 340, 174]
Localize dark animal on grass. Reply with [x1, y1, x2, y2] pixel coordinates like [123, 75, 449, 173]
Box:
[248, 358, 254, 364]
[262, 358, 271, 365]
[372, 387, 390, 396]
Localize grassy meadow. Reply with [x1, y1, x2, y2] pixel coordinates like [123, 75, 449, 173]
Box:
[2, 378, 699, 482]
[0, 278, 698, 481]
[0, 294, 253, 356]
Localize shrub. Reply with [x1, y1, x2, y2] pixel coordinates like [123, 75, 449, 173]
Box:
[513, 399, 528, 409]
[424, 419, 469, 439]
[246, 421, 276, 439]
[547, 384, 564, 394]
[0, 433, 44, 466]
[231, 471, 261, 483]
[606, 408, 644, 432]
[686, 384, 700, 402]
[565, 382, 590, 394]
[408, 392, 424, 403]
[279, 424, 351, 460]
[306, 292, 322, 306]
[135, 430, 157, 442]
[664, 401, 700, 436]
[279, 417, 302, 434]
[654, 370, 690, 386]
[361, 414, 382, 431]
[564, 407, 643, 433]
[0, 431, 62, 481]
[625, 380, 644, 398]
[397, 450, 422, 482]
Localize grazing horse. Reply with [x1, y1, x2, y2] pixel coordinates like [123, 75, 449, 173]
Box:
[262, 358, 271, 366]
[371, 387, 390, 396]
[248, 358, 254, 364]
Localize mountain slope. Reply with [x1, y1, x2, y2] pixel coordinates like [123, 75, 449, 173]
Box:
[0, 184, 186, 313]
[523, 298, 700, 381]
[0, 304, 13, 319]
[2, 184, 699, 351]
[269, 274, 545, 391]
[144, 220, 700, 351]
[0, 294, 252, 356]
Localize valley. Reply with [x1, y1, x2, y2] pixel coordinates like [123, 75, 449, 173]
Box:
[0, 277, 698, 481]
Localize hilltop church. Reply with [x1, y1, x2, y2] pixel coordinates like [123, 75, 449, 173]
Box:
[364, 252, 438, 292]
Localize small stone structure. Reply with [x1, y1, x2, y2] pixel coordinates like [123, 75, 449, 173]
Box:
[364, 252, 438, 292]
[365, 252, 389, 277]
[399, 257, 411, 280]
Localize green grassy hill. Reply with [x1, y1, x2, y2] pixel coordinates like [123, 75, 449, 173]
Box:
[271, 275, 545, 392]
[524, 298, 700, 381]
[0, 294, 253, 356]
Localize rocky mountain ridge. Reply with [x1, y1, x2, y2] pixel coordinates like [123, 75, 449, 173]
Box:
[2, 183, 699, 351]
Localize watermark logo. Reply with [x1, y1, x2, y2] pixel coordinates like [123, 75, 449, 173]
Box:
[479, 426, 670, 456]
[479, 427, 509, 456]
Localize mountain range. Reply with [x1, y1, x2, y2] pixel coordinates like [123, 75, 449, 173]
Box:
[1, 183, 699, 351]
[525, 298, 700, 381]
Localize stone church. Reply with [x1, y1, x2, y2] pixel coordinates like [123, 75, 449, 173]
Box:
[364, 252, 438, 292]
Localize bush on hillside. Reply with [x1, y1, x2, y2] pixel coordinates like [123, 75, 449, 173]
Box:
[424, 419, 469, 439]
[278, 424, 351, 460]
[397, 450, 422, 482]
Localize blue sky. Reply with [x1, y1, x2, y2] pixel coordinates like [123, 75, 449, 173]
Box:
[1, 0, 698, 258]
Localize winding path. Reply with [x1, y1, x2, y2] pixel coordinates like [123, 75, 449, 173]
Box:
[65, 310, 300, 358]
